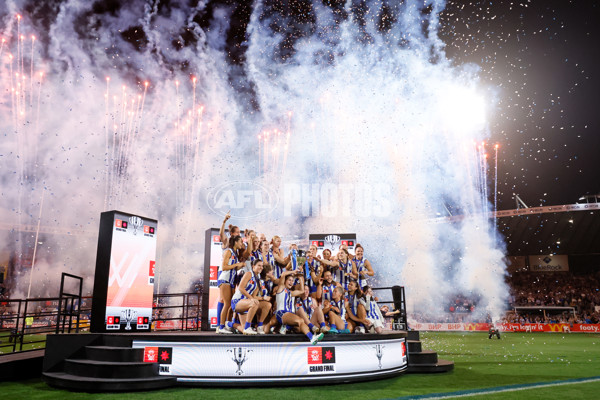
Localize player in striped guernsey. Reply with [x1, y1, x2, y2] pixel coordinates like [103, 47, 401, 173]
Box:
[274, 270, 324, 345]
[354, 244, 374, 289]
[319, 270, 341, 303]
[319, 248, 357, 290]
[231, 259, 268, 335]
[296, 284, 330, 334]
[323, 286, 351, 334]
[251, 239, 268, 263]
[216, 235, 245, 334]
[255, 262, 275, 334]
[360, 286, 385, 333]
[304, 245, 323, 299]
[270, 235, 288, 280]
[345, 280, 371, 333]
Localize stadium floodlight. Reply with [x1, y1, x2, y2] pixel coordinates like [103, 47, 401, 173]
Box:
[439, 85, 486, 134]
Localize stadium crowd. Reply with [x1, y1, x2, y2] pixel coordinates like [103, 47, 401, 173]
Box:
[505, 271, 600, 324]
[408, 270, 600, 324]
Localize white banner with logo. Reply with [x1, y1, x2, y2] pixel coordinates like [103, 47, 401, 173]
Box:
[528, 254, 569, 272]
[133, 337, 407, 382]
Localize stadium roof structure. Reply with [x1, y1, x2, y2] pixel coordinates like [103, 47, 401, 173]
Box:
[495, 203, 600, 256]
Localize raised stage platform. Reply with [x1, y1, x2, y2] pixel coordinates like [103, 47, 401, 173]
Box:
[43, 331, 409, 390]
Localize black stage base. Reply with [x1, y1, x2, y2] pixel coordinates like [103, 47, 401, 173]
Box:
[42, 331, 408, 391]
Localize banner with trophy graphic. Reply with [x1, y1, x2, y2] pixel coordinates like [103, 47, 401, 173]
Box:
[308, 233, 357, 257]
[91, 211, 158, 332]
[132, 336, 407, 382]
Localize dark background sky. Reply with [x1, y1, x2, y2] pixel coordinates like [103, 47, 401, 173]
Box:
[440, 0, 600, 209]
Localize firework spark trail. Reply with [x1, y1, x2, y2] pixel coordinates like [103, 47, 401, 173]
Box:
[104, 77, 110, 210]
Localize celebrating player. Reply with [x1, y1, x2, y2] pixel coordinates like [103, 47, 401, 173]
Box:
[216, 235, 245, 333]
[354, 244, 374, 289]
[296, 284, 330, 334]
[230, 259, 268, 335]
[361, 286, 385, 333]
[324, 286, 350, 333]
[345, 280, 371, 333]
[274, 270, 324, 344]
[319, 248, 357, 290]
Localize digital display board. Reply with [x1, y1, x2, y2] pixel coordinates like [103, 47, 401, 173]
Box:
[308, 233, 357, 257]
[91, 211, 157, 332]
[202, 228, 224, 330]
[132, 337, 407, 383]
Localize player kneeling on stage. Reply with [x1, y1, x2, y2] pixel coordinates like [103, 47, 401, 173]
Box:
[296, 285, 330, 334]
[230, 259, 271, 335]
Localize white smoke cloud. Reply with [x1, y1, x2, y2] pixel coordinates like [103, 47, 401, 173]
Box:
[0, 0, 507, 319]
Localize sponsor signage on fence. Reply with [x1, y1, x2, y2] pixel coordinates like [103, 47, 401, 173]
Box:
[528, 254, 569, 272]
[411, 322, 600, 332]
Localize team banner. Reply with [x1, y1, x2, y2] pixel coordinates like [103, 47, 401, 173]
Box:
[133, 338, 407, 381]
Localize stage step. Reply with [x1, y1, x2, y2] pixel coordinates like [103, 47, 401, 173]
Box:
[43, 372, 176, 392]
[406, 359, 455, 373]
[85, 346, 145, 362]
[43, 340, 176, 391]
[407, 330, 421, 341]
[64, 359, 158, 379]
[406, 330, 454, 374]
[407, 340, 422, 353]
[408, 350, 438, 364]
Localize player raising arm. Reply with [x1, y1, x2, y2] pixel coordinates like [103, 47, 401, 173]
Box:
[216, 235, 245, 333]
[274, 269, 324, 345]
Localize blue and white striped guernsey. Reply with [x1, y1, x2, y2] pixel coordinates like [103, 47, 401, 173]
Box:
[231, 272, 259, 303]
[217, 249, 238, 286]
[276, 287, 295, 314]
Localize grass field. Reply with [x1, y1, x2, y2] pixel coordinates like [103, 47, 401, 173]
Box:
[0, 333, 48, 353]
[1, 331, 599, 399]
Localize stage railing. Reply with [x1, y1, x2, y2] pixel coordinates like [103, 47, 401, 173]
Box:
[152, 292, 202, 331]
[0, 296, 92, 355]
[372, 285, 408, 330]
[1, 291, 202, 354]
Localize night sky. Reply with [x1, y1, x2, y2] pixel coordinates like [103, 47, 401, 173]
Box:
[440, 0, 600, 209]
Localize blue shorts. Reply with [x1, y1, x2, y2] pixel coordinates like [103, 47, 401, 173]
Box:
[276, 310, 291, 325]
[231, 298, 240, 313]
[217, 279, 235, 289]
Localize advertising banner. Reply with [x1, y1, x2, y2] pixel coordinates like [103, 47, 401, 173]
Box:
[411, 322, 600, 333]
[133, 337, 407, 382]
[528, 254, 569, 272]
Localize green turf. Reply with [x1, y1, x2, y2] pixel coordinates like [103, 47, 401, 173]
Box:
[0, 333, 47, 353]
[1, 332, 599, 399]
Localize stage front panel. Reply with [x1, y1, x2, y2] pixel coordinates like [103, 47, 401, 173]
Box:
[132, 337, 407, 383]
